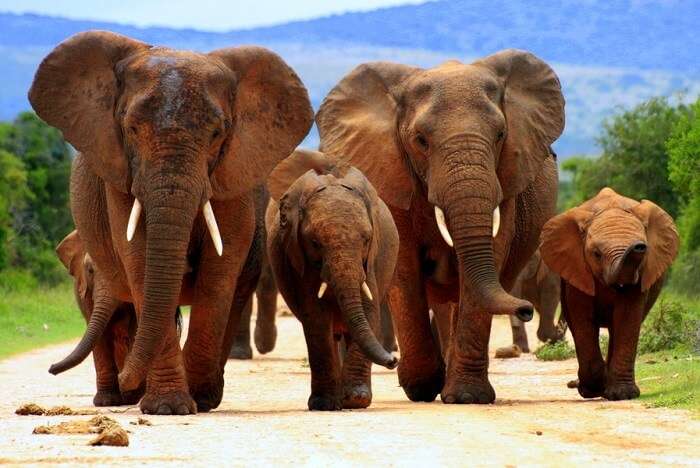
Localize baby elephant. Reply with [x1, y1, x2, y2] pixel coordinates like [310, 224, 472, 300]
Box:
[267, 149, 399, 410]
[541, 188, 679, 400]
[56, 230, 143, 406]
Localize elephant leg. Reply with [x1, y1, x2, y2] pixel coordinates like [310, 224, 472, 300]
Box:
[139, 321, 195, 415]
[563, 285, 605, 399]
[389, 242, 444, 402]
[441, 307, 495, 404]
[111, 307, 145, 405]
[229, 298, 253, 360]
[92, 331, 123, 407]
[509, 315, 530, 352]
[536, 284, 563, 343]
[379, 301, 397, 353]
[341, 341, 373, 409]
[431, 303, 454, 359]
[604, 296, 644, 400]
[254, 265, 278, 354]
[303, 315, 342, 411]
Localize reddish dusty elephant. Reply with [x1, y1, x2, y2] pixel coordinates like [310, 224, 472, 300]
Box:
[30, 31, 313, 414]
[541, 188, 679, 400]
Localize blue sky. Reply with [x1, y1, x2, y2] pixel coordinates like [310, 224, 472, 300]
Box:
[1, 0, 428, 31]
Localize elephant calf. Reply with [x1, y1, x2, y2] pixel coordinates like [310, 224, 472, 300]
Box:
[541, 188, 679, 400]
[267, 149, 399, 410]
[56, 230, 143, 406]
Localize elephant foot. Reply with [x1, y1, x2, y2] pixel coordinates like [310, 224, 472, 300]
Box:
[308, 393, 342, 411]
[140, 389, 196, 415]
[254, 324, 277, 355]
[604, 382, 640, 401]
[577, 374, 606, 399]
[400, 368, 444, 402]
[342, 383, 372, 409]
[441, 378, 495, 404]
[229, 343, 253, 360]
[189, 374, 225, 413]
[93, 390, 123, 407]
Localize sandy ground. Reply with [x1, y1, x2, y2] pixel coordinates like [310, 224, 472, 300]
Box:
[1, 306, 699, 467]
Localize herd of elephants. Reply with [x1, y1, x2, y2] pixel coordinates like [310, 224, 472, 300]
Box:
[28, 30, 679, 415]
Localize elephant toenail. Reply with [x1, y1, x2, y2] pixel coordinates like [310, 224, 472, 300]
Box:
[157, 405, 172, 415]
[443, 395, 455, 404]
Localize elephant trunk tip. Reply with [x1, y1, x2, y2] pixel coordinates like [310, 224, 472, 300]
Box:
[383, 354, 399, 370]
[515, 304, 534, 323]
[48, 361, 68, 375]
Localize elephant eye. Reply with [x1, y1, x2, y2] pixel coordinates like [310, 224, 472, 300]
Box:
[496, 130, 505, 141]
[593, 249, 602, 260]
[211, 129, 221, 141]
[311, 239, 321, 249]
[415, 133, 429, 151]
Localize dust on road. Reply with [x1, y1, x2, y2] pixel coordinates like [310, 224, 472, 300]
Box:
[0, 307, 698, 466]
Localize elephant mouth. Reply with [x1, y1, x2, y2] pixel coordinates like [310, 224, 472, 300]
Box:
[433, 205, 500, 247]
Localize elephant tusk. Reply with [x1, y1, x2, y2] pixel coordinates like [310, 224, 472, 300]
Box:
[126, 198, 142, 242]
[203, 201, 223, 256]
[317, 282, 328, 299]
[434, 206, 454, 247]
[361, 281, 374, 301]
[492, 206, 501, 238]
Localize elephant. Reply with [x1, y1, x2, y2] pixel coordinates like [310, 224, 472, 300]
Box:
[229, 187, 281, 360]
[266, 149, 399, 410]
[29, 31, 313, 414]
[540, 187, 679, 400]
[316, 49, 565, 404]
[497, 248, 566, 355]
[56, 230, 143, 406]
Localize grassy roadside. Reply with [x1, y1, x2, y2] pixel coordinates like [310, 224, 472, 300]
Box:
[0, 282, 84, 360]
[637, 348, 698, 414]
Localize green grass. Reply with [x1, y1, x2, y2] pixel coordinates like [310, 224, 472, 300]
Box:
[637, 349, 699, 415]
[534, 340, 576, 360]
[0, 282, 84, 360]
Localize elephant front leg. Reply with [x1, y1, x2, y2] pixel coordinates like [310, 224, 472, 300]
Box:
[91, 333, 123, 407]
[139, 322, 196, 415]
[509, 315, 530, 352]
[564, 285, 606, 399]
[604, 296, 644, 400]
[341, 342, 373, 409]
[229, 298, 253, 360]
[441, 307, 495, 404]
[254, 267, 278, 354]
[303, 315, 342, 411]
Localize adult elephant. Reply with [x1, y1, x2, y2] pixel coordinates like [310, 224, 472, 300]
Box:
[316, 50, 564, 404]
[29, 31, 313, 414]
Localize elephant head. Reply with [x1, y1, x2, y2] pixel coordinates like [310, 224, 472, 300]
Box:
[30, 31, 313, 389]
[540, 188, 679, 295]
[270, 149, 398, 369]
[316, 50, 564, 318]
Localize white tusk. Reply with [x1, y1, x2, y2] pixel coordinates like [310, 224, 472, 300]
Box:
[317, 282, 328, 299]
[361, 282, 374, 301]
[203, 201, 223, 256]
[492, 206, 501, 238]
[434, 206, 454, 247]
[126, 199, 142, 242]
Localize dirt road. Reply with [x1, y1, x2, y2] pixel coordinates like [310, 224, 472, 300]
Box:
[1, 310, 698, 466]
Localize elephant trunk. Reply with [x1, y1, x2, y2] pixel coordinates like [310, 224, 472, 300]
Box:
[48, 294, 120, 375]
[118, 178, 202, 391]
[438, 163, 533, 321]
[607, 242, 647, 287]
[328, 261, 398, 369]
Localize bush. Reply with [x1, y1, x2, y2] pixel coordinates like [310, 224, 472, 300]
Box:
[534, 340, 576, 361]
[0, 268, 38, 292]
[638, 299, 699, 354]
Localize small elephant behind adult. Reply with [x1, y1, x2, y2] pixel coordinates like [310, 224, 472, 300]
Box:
[56, 230, 143, 406]
[499, 249, 566, 355]
[541, 188, 679, 400]
[267, 149, 399, 410]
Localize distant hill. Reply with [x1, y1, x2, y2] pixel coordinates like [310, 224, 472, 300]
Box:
[1, 1, 699, 157]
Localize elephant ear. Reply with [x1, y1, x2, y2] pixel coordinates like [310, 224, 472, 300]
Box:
[631, 200, 680, 291]
[56, 230, 84, 277]
[209, 47, 313, 200]
[268, 149, 335, 201]
[540, 207, 595, 296]
[316, 62, 420, 210]
[28, 31, 150, 193]
[474, 50, 565, 198]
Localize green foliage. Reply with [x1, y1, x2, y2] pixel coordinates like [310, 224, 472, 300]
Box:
[0, 282, 82, 360]
[0, 112, 72, 284]
[639, 296, 700, 354]
[560, 97, 690, 215]
[637, 351, 699, 415]
[534, 340, 576, 361]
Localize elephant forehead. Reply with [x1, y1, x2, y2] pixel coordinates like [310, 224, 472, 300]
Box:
[304, 192, 371, 234]
[588, 209, 646, 241]
[408, 64, 501, 102]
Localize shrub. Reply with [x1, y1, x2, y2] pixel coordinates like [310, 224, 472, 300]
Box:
[534, 340, 576, 361]
[638, 299, 698, 354]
